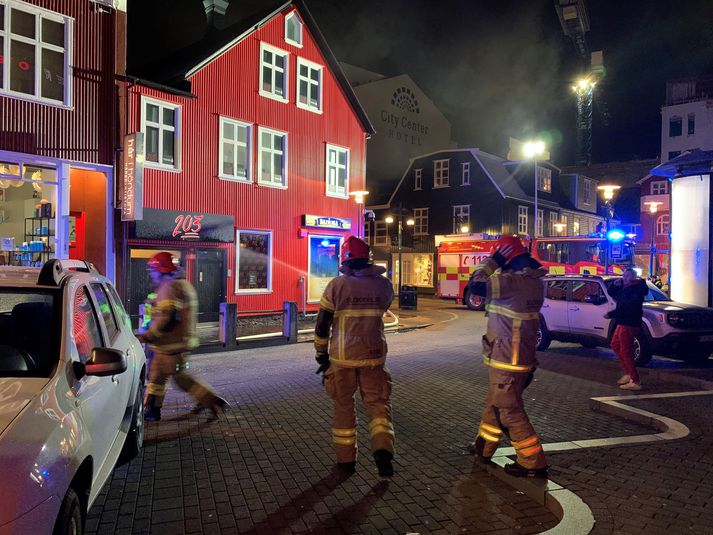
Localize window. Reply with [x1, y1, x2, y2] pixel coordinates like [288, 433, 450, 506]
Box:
[308, 235, 341, 302]
[325, 144, 348, 197]
[461, 162, 471, 185]
[0, 1, 72, 106]
[258, 127, 287, 188]
[236, 230, 272, 293]
[537, 167, 552, 192]
[561, 215, 568, 234]
[688, 113, 695, 135]
[573, 218, 580, 236]
[656, 214, 670, 236]
[105, 283, 132, 331]
[296, 58, 322, 112]
[141, 97, 180, 169]
[651, 181, 668, 195]
[545, 280, 569, 301]
[550, 212, 558, 235]
[90, 283, 119, 342]
[668, 151, 681, 161]
[374, 221, 388, 246]
[219, 117, 251, 182]
[414, 208, 428, 236]
[583, 179, 592, 205]
[72, 287, 103, 363]
[537, 209, 544, 237]
[669, 116, 682, 137]
[259, 42, 288, 102]
[284, 11, 302, 47]
[433, 159, 449, 188]
[571, 281, 606, 304]
[414, 168, 422, 190]
[518, 206, 528, 234]
[453, 205, 470, 233]
[363, 221, 371, 244]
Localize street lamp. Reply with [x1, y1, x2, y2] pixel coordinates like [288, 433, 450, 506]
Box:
[384, 204, 414, 303]
[645, 201, 663, 277]
[597, 184, 621, 274]
[523, 140, 547, 238]
[349, 190, 369, 238]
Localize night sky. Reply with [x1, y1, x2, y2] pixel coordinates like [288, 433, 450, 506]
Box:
[130, 0, 713, 165]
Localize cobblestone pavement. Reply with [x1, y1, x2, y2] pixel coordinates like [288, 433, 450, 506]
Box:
[87, 298, 713, 534]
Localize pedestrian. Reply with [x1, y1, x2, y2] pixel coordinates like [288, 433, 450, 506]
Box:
[467, 236, 549, 478]
[139, 252, 229, 421]
[605, 268, 648, 390]
[314, 236, 396, 477]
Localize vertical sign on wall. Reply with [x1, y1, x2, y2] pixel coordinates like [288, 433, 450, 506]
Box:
[121, 132, 145, 221]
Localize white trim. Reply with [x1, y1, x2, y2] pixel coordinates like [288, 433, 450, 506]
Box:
[518, 205, 528, 234]
[296, 57, 323, 114]
[257, 126, 288, 189]
[414, 207, 428, 236]
[140, 95, 181, 171]
[471, 150, 506, 199]
[373, 221, 388, 246]
[259, 41, 289, 103]
[324, 143, 348, 198]
[452, 204, 470, 233]
[461, 162, 470, 186]
[306, 234, 343, 303]
[414, 168, 422, 190]
[537, 209, 544, 237]
[651, 180, 668, 195]
[284, 11, 303, 48]
[235, 229, 273, 294]
[433, 158, 450, 188]
[218, 116, 252, 183]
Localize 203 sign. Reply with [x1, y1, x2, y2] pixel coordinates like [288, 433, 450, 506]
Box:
[172, 214, 204, 240]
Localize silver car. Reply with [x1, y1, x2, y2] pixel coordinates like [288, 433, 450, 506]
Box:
[0, 260, 146, 535]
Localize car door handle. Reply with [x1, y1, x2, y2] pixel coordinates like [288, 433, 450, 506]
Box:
[569, 306, 580, 311]
[112, 376, 119, 384]
[542, 304, 550, 308]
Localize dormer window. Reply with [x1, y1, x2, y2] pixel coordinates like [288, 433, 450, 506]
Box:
[284, 11, 302, 47]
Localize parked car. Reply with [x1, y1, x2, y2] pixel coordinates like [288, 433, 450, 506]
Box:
[537, 274, 713, 365]
[0, 260, 146, 535]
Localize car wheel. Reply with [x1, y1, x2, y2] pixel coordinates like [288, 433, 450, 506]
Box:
[465, 290, 485, 311]
[119, 384, 144, 463]
[536, 317, 551, 351]
[632, 332, 652, 366]
[53, 487, 83, 535]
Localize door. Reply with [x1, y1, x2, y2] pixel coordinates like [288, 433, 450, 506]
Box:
[126, 248, 183, 328]
[195, 249, 226, 322]
[568, 280, 610, 339]
[542, 280, 570, 332]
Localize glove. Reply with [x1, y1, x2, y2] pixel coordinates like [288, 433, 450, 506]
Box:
[469, 280, 487, 297]
[492, 251, 507, 268]
[315, 352, 330, 377]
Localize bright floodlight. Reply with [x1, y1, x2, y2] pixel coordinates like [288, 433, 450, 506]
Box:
[385, 215, 394, 224]
[597, 184, 621, 201]
[460, 225, 470, 233]
[523, 140, 546, 159]
[349, 190, 369, 204]
[572, 78, 596, 94]
[645, 201, 663, 214]
[406, 218, 415, 226]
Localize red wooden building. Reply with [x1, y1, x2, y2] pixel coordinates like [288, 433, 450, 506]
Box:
[637, 173, 671, 279]
[0, 0, 125, 278]
[120, 0, 374, 323]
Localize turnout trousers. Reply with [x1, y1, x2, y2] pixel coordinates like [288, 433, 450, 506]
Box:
[324, 365, 394, 462]
[144, 351, 220, 409]
[476, 369, 547, 469]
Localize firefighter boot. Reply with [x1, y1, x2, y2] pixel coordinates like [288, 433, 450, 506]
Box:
[467, 437, 492, 464]
[144, 395, 161, 422]
[337, 462, 356, 475]
[504, 462, 548, 478]
[374, 449, 394, 477]
[208, 396, 231, 421]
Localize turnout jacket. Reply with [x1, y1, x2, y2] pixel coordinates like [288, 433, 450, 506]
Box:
[474, 257, 547, 376]
[314, 264, 394, 367]
[143, 275, 199, 354]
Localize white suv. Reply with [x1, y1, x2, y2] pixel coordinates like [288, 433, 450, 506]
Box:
[537, 274, 713, 365]
[0, 260, 146, 535]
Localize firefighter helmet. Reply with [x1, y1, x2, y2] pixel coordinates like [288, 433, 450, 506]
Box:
[340, 236, 370, 263]
[147, 251, 179, 274]
[494, 235, 528, 263]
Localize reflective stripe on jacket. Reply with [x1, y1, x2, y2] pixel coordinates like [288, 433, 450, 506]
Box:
[145, 277, 199, 354]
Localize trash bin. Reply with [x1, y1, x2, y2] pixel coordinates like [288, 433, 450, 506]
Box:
[399, 285, 418, 310]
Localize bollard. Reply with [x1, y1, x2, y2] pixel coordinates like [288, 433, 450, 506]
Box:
[219, 302, 237, 347]
[283, 301, 298, 343]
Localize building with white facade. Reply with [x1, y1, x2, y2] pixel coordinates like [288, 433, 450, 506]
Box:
[661, 76, 713, 163]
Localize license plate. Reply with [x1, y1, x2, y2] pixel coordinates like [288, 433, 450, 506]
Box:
[699, 335, 713, 342]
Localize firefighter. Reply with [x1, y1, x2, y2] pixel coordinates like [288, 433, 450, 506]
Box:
[467, 236, 549, 478]
[314, 236, 395, 477]
[139, 252, 229, 421]
[138, 290, 157, 390]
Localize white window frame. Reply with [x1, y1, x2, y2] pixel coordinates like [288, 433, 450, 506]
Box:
[296, 57, 322, 113]
[433, 159, 449, 188]
[550, 211, 558, 235]
[656, 214, 670, 236]
[140, 96, 181, 171]
[325, 143, 348, 198]
[573, 217, 580, 235]
[518, 205, 528, 234]
[537, 167, 551, 192]
[235, 229, 273, 294]
[257, 126, 288, 189]
[583, 178, 592, 205]
[373, 221, 388, 246]
[0, 0, 74, 107]
[453, 205, 470, 233]
[218, 116, 252, 183]
[259, 42, 289, 103]
[561, 214, 568, 234]
[414, 207, 429, 236]
[461, 162, 471, 185]
[284, 11, 303, 47]
[414, 168, 422, 190]
[537, 209, 544, 237]
[651, 181, 668, 195]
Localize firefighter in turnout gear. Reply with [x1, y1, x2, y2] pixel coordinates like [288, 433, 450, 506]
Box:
[467, 236, 549, 478]
[139, 252, 229, 421]
[314, 236, 396, 477]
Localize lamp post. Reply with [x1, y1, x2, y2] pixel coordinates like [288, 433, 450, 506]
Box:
[385, 204, 414, 302]
[597, 184, 621, 274]
[645, 201, 663, 277]
[349, 190, 369, 238]
[523, 140, 547, 237]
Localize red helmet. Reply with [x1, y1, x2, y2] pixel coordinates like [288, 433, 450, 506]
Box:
[494, 235, 528, 264]
[341, 236, 370, 263]
[147, 252, 178, 274]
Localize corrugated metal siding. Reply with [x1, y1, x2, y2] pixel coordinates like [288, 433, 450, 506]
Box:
[128, 7, 367, 311]
[0, 0, 116, 165]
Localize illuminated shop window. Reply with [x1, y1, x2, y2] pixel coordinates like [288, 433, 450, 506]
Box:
[236, 230, 272, 293]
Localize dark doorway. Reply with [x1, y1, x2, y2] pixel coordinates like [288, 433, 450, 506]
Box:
[195, 248, 226, 323]
[126, 248, 183, 328]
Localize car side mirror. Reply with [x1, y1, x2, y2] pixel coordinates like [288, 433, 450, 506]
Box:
[74, 348, 127, 379]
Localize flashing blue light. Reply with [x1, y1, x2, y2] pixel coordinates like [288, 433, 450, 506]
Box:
[606, 229, 626, 243]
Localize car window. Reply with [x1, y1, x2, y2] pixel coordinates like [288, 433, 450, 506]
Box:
[571, 281, 606, 304]
[645, 282, 671, 302]
[73, 287, 104, 363]
[105, 283, 132, 331]
[545, 280, 569, 300]
[90, 283, 119, 341]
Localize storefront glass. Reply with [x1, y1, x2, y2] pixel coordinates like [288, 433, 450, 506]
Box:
[237, 230, 271, 292]
[391, 252, 433, 288]
[308, 235, 342, 302]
